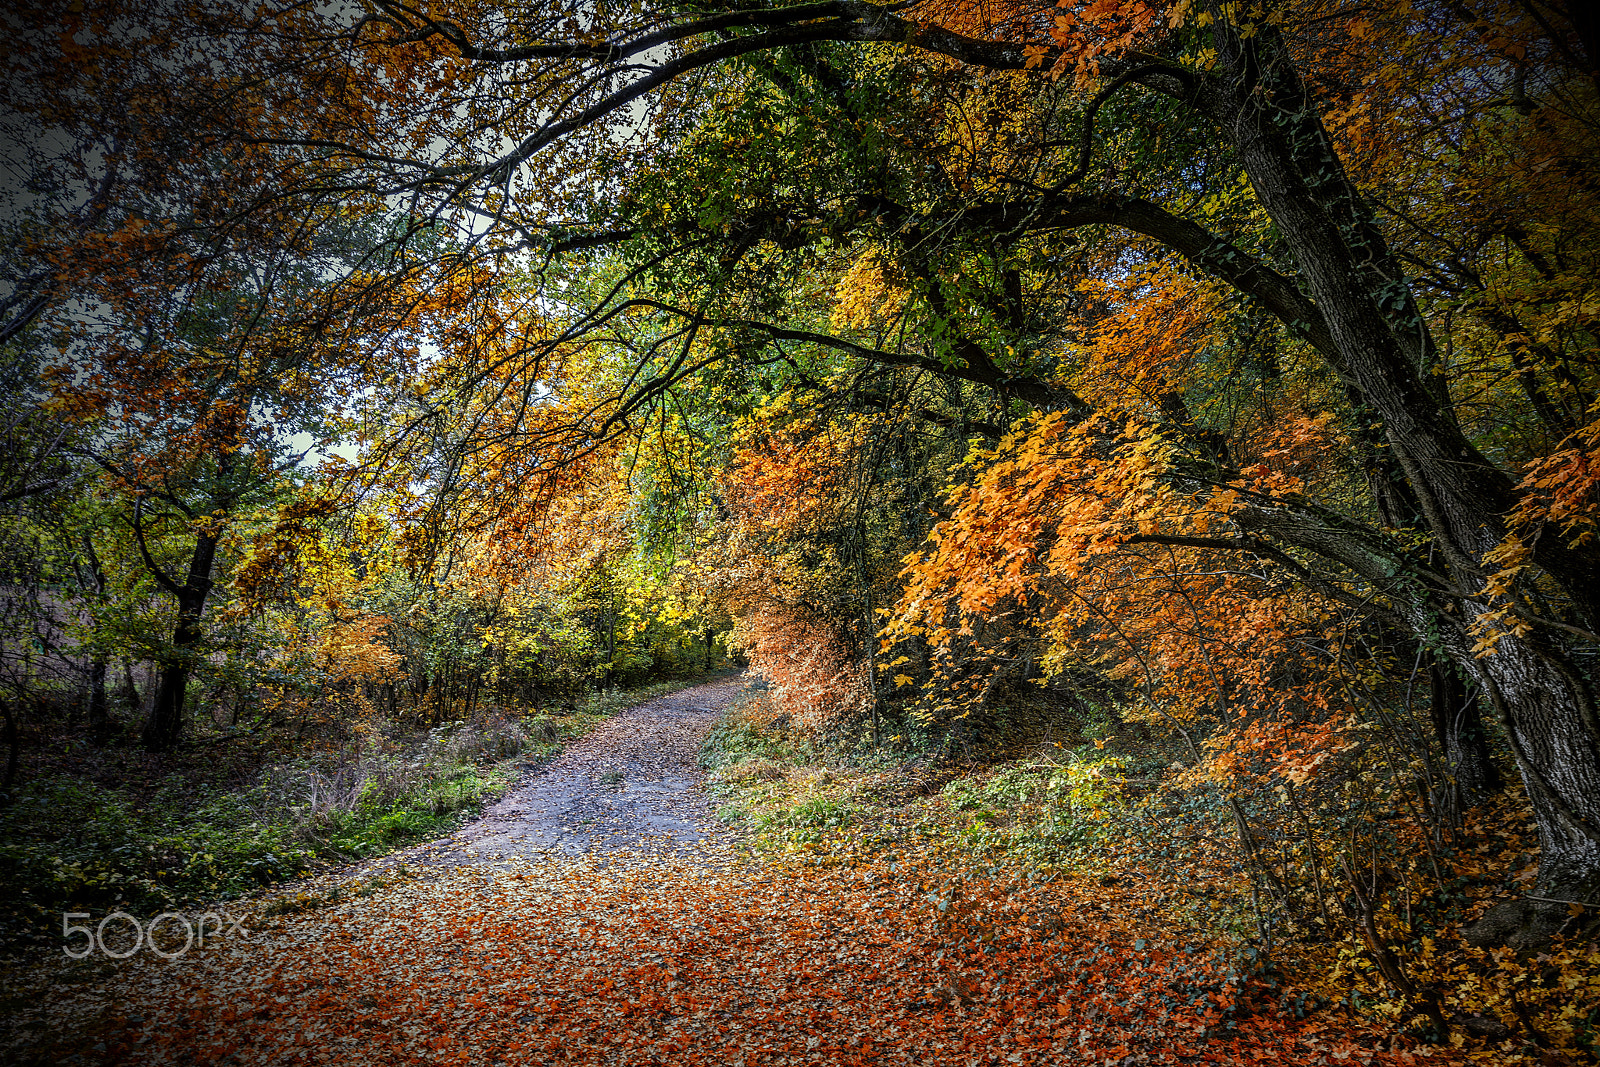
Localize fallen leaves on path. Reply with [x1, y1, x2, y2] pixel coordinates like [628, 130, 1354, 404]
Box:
[28, 854, 1452, 1066]
[355, 678, 748, 874]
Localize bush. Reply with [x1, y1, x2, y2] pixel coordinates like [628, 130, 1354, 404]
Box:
[709, 756, 785, 784]
[0, 775, 315, 942]
[700, 695, 794, 771]
[440, 711, 531, 763]
[0, 747, 514, 945]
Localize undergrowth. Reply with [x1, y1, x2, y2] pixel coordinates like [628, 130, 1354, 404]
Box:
[0, 676, 710, 946]
[702, 689, 1600, 1063]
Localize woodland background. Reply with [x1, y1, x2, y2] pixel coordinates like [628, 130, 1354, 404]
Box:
[1, 0, 1598, 1058]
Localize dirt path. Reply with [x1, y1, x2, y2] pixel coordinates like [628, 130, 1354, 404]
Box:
[357, 675, 750, 875]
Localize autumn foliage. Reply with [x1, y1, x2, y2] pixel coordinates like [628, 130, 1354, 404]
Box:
[3, 0, 1600, 1061]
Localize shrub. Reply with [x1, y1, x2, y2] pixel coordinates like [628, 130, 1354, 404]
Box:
[700, 695, 794, 771]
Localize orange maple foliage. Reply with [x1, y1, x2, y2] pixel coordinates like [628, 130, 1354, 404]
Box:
[887, 403, 1364, 784]
[707, 414, 882, 737]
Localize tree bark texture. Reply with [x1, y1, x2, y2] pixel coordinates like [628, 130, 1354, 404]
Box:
[1200, 21, 1600, 898]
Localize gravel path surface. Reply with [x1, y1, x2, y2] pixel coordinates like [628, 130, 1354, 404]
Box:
[359, 675, 749, 875]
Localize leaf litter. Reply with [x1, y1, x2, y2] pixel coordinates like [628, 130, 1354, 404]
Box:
[3, 679, 1461, 1065]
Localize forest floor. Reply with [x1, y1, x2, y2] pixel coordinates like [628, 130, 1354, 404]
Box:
[0, 678, 1480, 1066]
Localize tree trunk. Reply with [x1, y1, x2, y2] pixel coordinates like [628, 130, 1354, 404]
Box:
[118, 659, 140, 713]
[1428, 656, 1501, 822]
[605, 588, 617, 691]
[1471, 625, 1600, 899]
[1208, 21, 1600, 900]
[141, 526, 221, 750]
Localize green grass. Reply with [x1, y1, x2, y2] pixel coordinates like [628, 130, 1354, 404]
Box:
[698, 694, 797, 772]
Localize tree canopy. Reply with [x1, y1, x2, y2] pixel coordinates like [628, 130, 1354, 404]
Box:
[3, 0, 1599, 1047]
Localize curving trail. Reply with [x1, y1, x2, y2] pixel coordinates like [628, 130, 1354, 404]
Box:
[382, 675, 750, 870]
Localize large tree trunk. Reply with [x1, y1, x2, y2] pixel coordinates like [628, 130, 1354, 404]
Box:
[1206, 20, 1600, 901]
[141, 526, 221, 751]
[1471, 626, 1600, 899]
